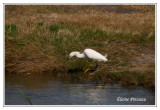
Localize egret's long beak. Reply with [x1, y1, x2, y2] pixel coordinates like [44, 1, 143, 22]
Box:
[65, 57, 70, 63]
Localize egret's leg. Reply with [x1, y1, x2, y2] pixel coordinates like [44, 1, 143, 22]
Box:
[91, 61, 98, 72]
[89, 73, 95, 75]
[88, 61, 98, 75]
[84, 61, 98, 74]
[84, 68, 91, 74]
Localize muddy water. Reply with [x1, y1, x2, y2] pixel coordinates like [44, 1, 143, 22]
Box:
[5, 73, 155, 105]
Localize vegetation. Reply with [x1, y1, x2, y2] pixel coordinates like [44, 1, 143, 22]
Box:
[5, 5, 155, 89]
[17, 87, 32, 105]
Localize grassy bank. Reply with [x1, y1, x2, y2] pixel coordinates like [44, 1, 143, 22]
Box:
[5, 5, 155, 89]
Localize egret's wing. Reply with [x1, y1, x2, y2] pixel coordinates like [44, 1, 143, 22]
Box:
[84, 49, 105, 60]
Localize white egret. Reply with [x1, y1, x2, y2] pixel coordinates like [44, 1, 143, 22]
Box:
[66, 48, 108, 73]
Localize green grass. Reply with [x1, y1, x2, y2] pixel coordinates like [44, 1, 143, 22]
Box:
[5, 23, 155, 62]
[36, 22, 43, 27]
[148, 35, 155, 42]
[107, 61, 120, 65]
[80, 29, 105, 41]
[6, 23, 154, 64]
[5, 24, 18, 37]
[17, 87, 32, 105]
[49, 25, 65, 32]
[49, 25, 73, 33]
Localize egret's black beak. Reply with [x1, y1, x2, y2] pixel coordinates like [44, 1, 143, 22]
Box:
[65, 57, 70, 63]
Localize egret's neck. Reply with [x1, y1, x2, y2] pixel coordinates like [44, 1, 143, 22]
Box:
[76, 53, 85, 58]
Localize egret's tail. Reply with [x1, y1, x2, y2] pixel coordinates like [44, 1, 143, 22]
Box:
[104, 54, 107, 58]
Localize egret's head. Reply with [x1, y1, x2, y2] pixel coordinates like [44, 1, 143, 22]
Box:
[69, 52, 80, 58]
[66, 52, 80, 62]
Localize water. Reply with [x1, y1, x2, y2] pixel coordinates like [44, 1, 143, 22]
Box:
[5, 73, 155, 105]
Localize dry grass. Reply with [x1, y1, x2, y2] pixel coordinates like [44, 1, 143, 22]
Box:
[5, 5, 155, 89]
[5, 42, 60, 74]
[5, 5, 155, 35]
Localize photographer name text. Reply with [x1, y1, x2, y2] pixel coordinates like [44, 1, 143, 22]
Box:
[117, 96, 146, 102]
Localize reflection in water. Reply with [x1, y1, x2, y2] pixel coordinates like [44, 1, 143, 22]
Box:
[5, 73, 155, 105]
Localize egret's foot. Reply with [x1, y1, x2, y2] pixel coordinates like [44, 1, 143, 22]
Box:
[89, 73, 95, 75]
[84, 68, 91, 74]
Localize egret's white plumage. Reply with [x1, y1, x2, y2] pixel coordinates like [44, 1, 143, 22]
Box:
[84, 49, 107, 62]
[69, 48, 108, 62]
